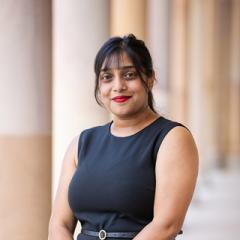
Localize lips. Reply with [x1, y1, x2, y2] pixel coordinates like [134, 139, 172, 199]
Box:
[112, 96, 132, 103]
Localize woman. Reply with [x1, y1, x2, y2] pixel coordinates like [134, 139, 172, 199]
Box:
[48, 34, 199, 240]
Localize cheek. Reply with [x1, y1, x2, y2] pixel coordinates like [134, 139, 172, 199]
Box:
[130, 82, 147, 96]
[99, 84, 111, 100]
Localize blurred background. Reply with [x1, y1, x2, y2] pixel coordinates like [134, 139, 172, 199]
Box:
[0, 0, 239, 239]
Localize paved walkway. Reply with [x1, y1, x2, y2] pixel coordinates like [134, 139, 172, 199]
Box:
[178, 168, 240, 240]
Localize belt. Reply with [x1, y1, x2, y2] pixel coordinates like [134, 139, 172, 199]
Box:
[82, 229, 183, 239]
[81, 229, 138, 239]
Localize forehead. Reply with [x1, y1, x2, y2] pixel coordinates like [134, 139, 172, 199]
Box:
[101, 51, 134, 70]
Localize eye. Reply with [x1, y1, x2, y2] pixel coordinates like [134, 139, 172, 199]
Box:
[100, 73, 113, 82]
[124, 71, 137, 80]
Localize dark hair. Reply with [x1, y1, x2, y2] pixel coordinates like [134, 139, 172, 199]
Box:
[94, 34, 157, 113]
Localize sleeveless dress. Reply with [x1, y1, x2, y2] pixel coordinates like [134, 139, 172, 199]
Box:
[68, 116, 189, 240]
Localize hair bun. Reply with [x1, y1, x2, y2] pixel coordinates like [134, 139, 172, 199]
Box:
[124, 33, 137, 40]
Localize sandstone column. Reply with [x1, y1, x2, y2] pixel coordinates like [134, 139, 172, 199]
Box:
[0, 1, 52, 239]
[110, 0, 146, 40]
[52, 0, 110, 237]
[147, 0, 171, 115]
[169, 0, 188, 122]
[228, 0, 240, 167]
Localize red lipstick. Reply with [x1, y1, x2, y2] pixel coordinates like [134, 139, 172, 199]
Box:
[112, 96, 131, 103]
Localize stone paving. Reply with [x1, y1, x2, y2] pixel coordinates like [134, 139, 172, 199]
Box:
[178, 168, 240, 240]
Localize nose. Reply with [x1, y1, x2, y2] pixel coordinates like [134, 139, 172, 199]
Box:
[112, 75, 127, 92]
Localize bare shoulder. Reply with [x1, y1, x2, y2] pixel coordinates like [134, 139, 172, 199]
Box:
[153, 125, 199, 228]
[61, 134, 81, 169]
[70, 134, 81, 167]
[157, 125, 199, 165]
[155, 125, 199, 190]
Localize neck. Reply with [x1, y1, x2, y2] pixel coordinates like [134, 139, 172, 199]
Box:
[112, 107, 159, 130]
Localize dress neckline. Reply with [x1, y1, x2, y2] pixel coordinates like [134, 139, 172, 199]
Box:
[108, 116, 163, 139]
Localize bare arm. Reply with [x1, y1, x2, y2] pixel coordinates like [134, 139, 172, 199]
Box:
[133, 126, 199, 240]
[48, 135, 80, 240]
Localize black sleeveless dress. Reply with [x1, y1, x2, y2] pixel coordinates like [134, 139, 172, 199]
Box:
[68, 116, 188, 240]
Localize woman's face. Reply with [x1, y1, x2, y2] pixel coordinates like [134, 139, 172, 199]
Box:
[98, 52, 153, 118]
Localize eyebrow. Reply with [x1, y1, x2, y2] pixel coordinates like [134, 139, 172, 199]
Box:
[100, 65, 136, 72]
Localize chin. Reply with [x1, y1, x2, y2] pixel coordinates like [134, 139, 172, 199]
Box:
[111, 108, 139, 118]
[109, 108, 128, 117]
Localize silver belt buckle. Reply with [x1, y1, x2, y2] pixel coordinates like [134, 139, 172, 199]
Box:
[99, 229, 107, 240]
